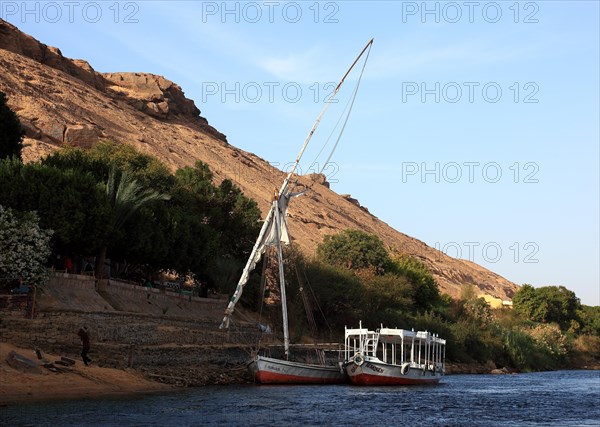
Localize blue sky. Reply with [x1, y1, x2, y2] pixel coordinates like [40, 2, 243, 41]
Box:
[3, 1, 598, 305]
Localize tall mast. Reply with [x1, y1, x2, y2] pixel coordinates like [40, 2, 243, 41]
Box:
[274, 199, 290, 357]
[220, 38, 374, 330]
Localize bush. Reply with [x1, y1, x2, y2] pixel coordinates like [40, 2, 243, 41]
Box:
[528, 323, 568, 363]
[500, 328, 540, 370]
[390, 255, 440, 311]
[579, 305, 600, 336]
[0, 205, 52, 288]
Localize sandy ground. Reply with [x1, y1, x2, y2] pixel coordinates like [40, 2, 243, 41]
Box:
[0, 343, 173, 405]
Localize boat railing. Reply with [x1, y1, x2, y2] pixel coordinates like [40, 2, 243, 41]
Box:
[362, 336, 378, 357]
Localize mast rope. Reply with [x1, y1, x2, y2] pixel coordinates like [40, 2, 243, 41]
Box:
[319, 42, 371, 172]
[293, 41, 373, 195]
[302, 266, 334, 335]
[294, 262, 318, 336]
[303, 89, 354, 184]
[255, 248, 270, 349]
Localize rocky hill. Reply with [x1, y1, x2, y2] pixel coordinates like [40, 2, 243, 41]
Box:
[0, 19, 518, 301]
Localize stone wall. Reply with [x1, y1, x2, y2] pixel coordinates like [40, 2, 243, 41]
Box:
[97, 279, 227, 319]
[36, 272, 230, 318]
[40, 272, 112, 312]
[0, 295, 30, 318]
[0, 273, 266, 385]
[0, 311, 259, 355]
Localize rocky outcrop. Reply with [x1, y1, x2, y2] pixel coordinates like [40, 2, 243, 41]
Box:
[103, 73, 198, 119]
[0, 19, 105, 90]
[341, 194, 361, 207]
[341, 194, 370, 214]
[102, 72, 226, 142]
[307, 173, 330, 189]
[0, 18, 225, 144]
[64, 124, 100, 148]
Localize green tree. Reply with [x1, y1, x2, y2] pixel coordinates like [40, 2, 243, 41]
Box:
[41, 147, 259, 280]
[0, 158, 111, 256]
[513, 284, 581, 329]
[500, 327, 540, 370]
[538, 286, 581, 328]
[513, 284, 545, 321]
[2, 143, 261, 284]
[463, 297, 494, 326]
[175, 161, 214, 201]
[579, 305, 600, 336]
[358, 270, 414, 326]
[0, 92, 24, 160]
[303, 260, 364, 330]
[42, 141, 176, 192]
[391, 255, 440, 311]
[0, 205, 52, 288]
[41, 143, 175, 274]
[213, 179, 261, 259]
[95, 166, 170, 278]
[175, 161, 260, 260]
[317, 229, 391, 273]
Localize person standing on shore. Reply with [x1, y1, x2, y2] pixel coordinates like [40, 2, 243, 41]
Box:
[78, 326, 92, 366]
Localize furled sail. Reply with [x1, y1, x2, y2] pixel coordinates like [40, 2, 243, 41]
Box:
[219, 191, 295, 329]
[265, 191, 292, 246]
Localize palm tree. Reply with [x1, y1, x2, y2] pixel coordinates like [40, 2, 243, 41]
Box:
[95, 166, 170, 278]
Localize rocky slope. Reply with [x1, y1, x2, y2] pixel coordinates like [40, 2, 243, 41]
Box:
[0, 19, 517, 300]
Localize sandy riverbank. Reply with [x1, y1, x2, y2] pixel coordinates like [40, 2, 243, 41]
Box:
[0, 343, 173, 406]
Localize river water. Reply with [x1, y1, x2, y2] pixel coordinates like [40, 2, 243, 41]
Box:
[2, 370, 598, 426]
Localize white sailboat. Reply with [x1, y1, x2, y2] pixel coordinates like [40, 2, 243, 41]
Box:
[219, 39, 374, 384]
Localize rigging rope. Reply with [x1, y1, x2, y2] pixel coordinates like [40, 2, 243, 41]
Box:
[255, 249, 270, 349]
[302, 267, 334, 335]
[294, 263, 318, 336]
[291, 42, 373, 195]
[320, 43, 371, 171]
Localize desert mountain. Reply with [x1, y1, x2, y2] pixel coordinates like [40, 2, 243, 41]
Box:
[0, 19, 518, 300]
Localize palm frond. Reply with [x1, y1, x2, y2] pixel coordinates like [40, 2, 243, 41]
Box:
[106, 165, 170, 230]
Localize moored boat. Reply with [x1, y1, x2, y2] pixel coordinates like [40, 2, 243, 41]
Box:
[249, 355, 346, 384]
[343, 322, 446, 386]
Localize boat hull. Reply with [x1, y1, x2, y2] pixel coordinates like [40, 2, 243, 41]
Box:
[249, 355, 347, 384]
[345, 359, 442, 386]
